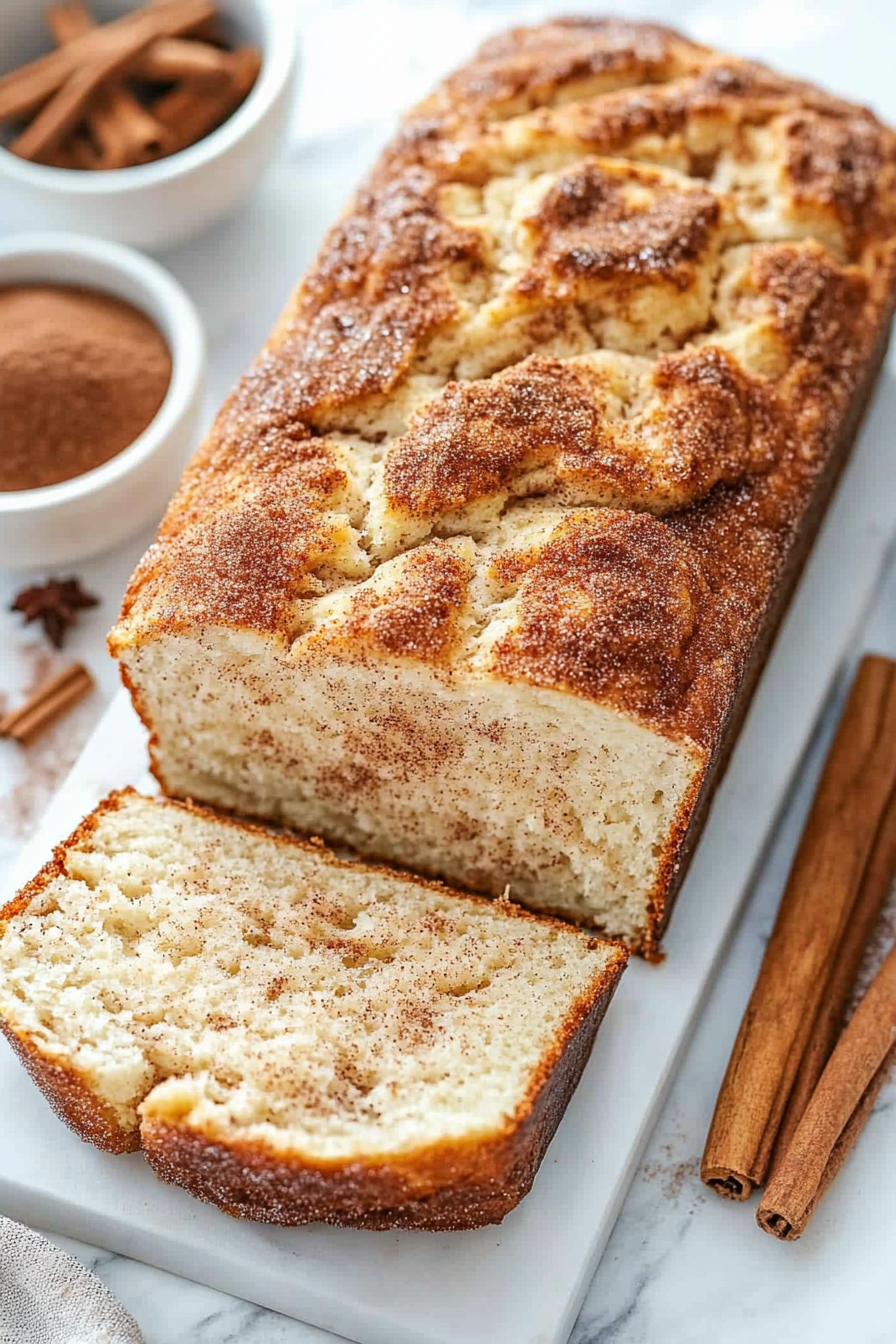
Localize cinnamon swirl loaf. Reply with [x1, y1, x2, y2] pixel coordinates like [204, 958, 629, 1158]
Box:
[110, 19, 896, 954]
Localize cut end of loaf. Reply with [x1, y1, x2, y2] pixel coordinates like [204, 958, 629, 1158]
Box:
[0, 790, 626, 1229]
[118, 632, 705, 954]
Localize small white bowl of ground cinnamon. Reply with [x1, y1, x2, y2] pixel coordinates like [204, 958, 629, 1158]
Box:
[0, 232, 205, 568]
[0, 0, 296, 250]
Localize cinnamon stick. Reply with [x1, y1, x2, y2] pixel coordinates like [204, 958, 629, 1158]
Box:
[136, 37, 231, 88]
[8, 30, 158, 162]
[0, 0, 215, 122]
[46, 3, 89, 42]
[757, 939, 896, 1239]
[150, 45, 260, 154]
[701, 655, 896, 1200]
[180, 15, 223, 44]
[769, 781, 896, 1166]
[46, 2, 167, 169]
[0, 663, 94, 744]
[51, 6, 229, 91]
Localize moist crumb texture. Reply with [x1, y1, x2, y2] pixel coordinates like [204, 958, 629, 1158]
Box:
[0, 791, 626, 1229]
[109, 18, 896, 954]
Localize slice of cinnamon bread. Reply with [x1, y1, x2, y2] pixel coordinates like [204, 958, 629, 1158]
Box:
[0, 790, 626, 1230]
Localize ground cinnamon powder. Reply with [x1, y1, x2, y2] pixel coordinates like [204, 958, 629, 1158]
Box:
[0, 284, 172, 491]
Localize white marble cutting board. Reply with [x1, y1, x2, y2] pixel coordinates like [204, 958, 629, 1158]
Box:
[2, 346, 896, 1344]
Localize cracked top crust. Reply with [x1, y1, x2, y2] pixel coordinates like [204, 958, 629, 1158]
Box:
[111, 18, 896, 751]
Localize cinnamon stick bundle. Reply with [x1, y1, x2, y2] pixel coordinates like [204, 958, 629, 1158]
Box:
[8, 28, 156, 162]
[701, 655, 896, 1200]
[757, 940, 896, 1239]
[46, 1, 167, 169]
[0, 0, 214, 121]
[2, 1, 261, 170]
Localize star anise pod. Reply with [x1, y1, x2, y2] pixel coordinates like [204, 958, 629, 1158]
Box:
[10, 577, 100, 649]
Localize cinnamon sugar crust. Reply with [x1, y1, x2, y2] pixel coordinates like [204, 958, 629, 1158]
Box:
[517, 158, 723, 296]
[491, 510, 711, 731]
[381, 345, 781, 532]
[338, 541, 472, 665]
[110, 20, 896, 951]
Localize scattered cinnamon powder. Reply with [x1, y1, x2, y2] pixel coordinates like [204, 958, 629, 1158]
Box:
[641, 1138, 705, 1203]
[0, 642, 98, 840]
[0, 284, 171, 492]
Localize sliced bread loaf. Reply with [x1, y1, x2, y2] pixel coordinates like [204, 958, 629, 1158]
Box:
[110, 20, 896, 957]
[0, 790, 626, 1230]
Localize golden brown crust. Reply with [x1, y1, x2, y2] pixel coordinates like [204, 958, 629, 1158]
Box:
[203, 167, 487, 443]
[396, 17, 709, 163]
[337, 541, 472, 664]
[0, 1022, 139, 1154]
[111, 21, 896, 724]
[383, 345, 780, 524]
[492, 509, 710, 725]
[647, 286, 896, 951]
[781, 110, 896, 255]
[518, 158, 722, 297]
[117, 430, 364, 639]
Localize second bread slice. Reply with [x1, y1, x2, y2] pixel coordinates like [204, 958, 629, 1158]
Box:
[0, 790, 626, 1230]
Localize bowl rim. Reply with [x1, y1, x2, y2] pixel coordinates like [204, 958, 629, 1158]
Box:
[0, 0, 296, 196]
[0, 232, 206, 515]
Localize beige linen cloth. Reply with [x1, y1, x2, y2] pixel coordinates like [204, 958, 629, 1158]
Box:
[0, 1217, 144, 1344]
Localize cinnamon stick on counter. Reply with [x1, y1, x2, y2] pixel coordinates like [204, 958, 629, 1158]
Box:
[0, 663, 94, 745]
[757, 940, 896, 1240]
[701, 655, 896, 1200]
[769, 781, 896, 1167]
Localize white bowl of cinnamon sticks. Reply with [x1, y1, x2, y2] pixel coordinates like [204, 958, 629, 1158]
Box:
[0, 0, 296, 250]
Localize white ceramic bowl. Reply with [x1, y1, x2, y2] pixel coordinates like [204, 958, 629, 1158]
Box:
[0, 0, 296, 250]
[0, 233, 206, 569]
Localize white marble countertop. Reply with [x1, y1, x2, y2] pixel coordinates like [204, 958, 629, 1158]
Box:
[3, 2, 896, 1340]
